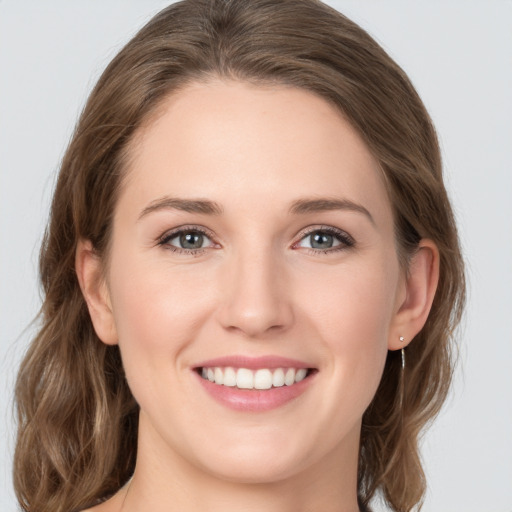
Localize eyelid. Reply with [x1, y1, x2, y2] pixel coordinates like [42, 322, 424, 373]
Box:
[157, 224, 219, 251]
[155, 224, 354, 254]
[292, 225, 355, 252]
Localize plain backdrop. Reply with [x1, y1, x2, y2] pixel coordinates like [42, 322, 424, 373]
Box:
[1, 1, 511, 511]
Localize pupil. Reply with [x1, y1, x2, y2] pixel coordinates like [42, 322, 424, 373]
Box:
[180, 232, 203, 249]
[311, 232, 333, 249]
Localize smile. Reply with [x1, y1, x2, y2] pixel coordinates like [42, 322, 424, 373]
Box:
[193, 356, 318, 412]
[199, 366, 311, 390]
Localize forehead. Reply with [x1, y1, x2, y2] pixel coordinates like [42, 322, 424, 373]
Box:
[121, 79, 392, 226]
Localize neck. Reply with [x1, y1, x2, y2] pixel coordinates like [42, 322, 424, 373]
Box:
[117, 413, 361, 512]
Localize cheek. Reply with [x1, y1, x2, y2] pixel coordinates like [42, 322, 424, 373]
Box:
[106, 253, 216, 395]
[299, 255, 398, 342]
[296, 254, 399, 403]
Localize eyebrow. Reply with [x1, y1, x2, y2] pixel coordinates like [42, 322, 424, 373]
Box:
[138, 197, 224, 220]
[138, 195, 374, 225]
[289, 197, 375, 225]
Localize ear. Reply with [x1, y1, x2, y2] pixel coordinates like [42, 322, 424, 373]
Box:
[75, 239, 118, 345]
[388, 239, 440, 350]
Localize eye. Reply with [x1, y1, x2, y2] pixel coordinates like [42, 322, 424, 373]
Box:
[158, 227, 216, 253]
[294, 227, 354, 253]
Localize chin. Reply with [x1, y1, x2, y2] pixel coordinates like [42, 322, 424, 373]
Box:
[201, 452, 304, 485]
[187, 429, 322, 485]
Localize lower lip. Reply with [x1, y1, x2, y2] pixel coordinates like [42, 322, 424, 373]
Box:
[194, 371, 316, 412]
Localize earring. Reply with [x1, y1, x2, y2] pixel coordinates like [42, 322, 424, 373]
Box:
[398, 337, 406, 413]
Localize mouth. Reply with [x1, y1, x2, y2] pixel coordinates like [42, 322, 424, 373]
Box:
[192, 355, 318, 411]
[195, 366, 317, 390]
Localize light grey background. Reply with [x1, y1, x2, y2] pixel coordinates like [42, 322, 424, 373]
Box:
[1, 1, 511, 511]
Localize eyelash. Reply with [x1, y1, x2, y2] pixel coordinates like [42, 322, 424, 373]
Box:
[157, 226, 215, 256]
[292, 225, 355, 255]
[157, 225, 355, 255]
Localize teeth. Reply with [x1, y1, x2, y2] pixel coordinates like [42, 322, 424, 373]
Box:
[272, 368, 285, 387]
[236, 368, 254, 389]
[223, 367, 237, 387]
[200, 366, 310, 389]
[284, 368, 295, 386]
[295, 368, 308, 382]
[214, 367, 223, 385]
[254, 369, 272, 390]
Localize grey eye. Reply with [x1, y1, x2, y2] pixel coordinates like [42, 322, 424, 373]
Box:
[310, 232, 335, 249]
[298, 230, 342, 250]
[164, 230, 213, 250]
[179, 232, 205, 249]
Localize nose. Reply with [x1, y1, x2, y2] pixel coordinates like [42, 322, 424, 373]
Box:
[216, 247, 294, 338]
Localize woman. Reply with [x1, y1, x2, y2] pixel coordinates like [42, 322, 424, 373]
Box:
[13, 1, 465, 511]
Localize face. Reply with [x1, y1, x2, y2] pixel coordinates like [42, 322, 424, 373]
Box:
[98, 80, 406, 483]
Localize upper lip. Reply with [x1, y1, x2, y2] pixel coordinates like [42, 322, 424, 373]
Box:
[193, 355, 314, 370]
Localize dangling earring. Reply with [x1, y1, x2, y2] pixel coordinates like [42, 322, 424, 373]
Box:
[399, 336, 406, 411]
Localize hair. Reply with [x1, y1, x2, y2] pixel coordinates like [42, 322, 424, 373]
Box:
[13, 1, 465, 511]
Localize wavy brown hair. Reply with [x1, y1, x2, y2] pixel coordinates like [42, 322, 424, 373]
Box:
[13, 1, 465, 511]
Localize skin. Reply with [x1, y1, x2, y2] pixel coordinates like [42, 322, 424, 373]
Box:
[77, 79, 439, 512]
